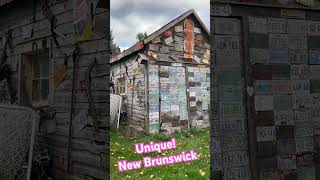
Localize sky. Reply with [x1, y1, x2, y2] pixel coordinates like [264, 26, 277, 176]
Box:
[111, 0, 210, 51]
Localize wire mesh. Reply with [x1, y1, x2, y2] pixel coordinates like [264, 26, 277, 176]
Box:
[110, 94, 122, 128]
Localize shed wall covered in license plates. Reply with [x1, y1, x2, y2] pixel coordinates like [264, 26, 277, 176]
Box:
[211, 1, 320, 180]
[111, 10, 210, 136]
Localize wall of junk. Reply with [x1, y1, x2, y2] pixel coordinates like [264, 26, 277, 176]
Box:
[211, 1, 320, 180]
[0, 0, 109, 179]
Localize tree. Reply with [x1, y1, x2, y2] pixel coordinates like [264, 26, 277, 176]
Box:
[110, 30, 121, 56]
[136, 32, 148, 41]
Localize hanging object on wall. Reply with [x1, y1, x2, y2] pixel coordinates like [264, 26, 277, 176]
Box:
[184, 18, 194, 59]
[73, 0, 94, 42]
[53, 55, 68, 88]
[163, 30, 173, 37]
[132, 60, 141, 75]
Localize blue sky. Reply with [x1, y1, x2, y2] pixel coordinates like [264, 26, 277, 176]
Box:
[111, 0, 210, 50]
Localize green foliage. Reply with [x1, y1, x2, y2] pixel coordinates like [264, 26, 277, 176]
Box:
[136, 32, 148, 41]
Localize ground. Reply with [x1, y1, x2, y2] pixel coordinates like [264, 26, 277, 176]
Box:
[110, 128, 210, 180]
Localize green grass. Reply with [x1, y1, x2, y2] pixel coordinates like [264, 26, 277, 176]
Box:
[110, 128, 210, 180]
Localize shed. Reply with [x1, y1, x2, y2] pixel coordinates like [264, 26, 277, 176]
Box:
[111, 9, 211, 136]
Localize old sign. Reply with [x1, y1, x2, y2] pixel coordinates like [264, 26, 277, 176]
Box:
[296, 137, 314, 153]
[272, 65, 291, 80]
[288, 35, 307, 49]
[255, 95, 274, 111]
[184, 18, 194, 59]
[224, 167, 251, 180]
[214, 17, 240, 34]
[220, 102, 243, 118]
[220, 118, 245, 134]
[277, 156, 297, 170]
[291, 65, 309, 80]
[268, 50, 289, 64]
[281, 9, 306, 19]
[274, 110, 294, 125]
[255, 80, 272, 95]
[269, 34, 288, 50]
[223, 150, 249, 167]
[294, 109, 312, 124]
[218, 69, 241, 83]
[295, 126, 313, 138]
[222, 135, 248, 151]
[220, 85, 242, 101]
[297, 166, 316, 180]
[254, 65, 272, 80]
[289, 50, 308, 64]
[268, 18, 288, 33]
[215, 50, 241, 67]
[288, 19, 307, 34]
[274, 95, 292, 110]
[311, 80, 320, 93]
[249, 34, 269, 49]
[311, 94, 320, 107]
[214, 35, 240, 51]
[272, 80, 291, 94]
[249, 16, 268, 34]
[255, 111, 274, 126]
[257, 126, 276, 142]
[309, 50, 320, 64]
[293, 94, 312, 109]
[250, 48, 268, 64]
[310, 65, 320, 79]
[292, 80, 310, 94]
[308, 21, 320, 35]
[211, 4, 232, 16]
[277, 139, 296, 155]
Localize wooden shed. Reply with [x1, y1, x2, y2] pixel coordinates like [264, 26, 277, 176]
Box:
[111, 9, 210, 136]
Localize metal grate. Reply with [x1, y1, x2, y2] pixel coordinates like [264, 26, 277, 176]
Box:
[110, 94, 122, 128]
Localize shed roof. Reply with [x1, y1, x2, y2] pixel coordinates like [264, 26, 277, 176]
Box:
[111, 9, 209, 64]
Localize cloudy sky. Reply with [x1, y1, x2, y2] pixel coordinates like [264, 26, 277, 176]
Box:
[111, 0, 210, 50]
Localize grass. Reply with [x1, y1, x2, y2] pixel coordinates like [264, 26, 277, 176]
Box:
[110, 128, 210, 180]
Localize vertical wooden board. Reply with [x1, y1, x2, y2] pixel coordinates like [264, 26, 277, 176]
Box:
[254, 80, 272, 95]
[249, 34, 269, 49]
[249, 16, 268, 34]
[250, 48, 268, 64]
[289, 50, 308, 64]
[308, 36, 320, 49]
[274, 110, 294, 125]
[288, 35, 307, 49]
[272, 80, 291, 95]
[269, 34, 288, 50]
[254, 64, 272, 80]
[268, 18, 288, 33]
[288, 19, 307, 34]
[292, 80, 310, 94]
[291, 65, 309, 80]
[255, 95, 274, 111]
[308, 50, 320, 65]
[310, 80, 320, 93]
[309, 65, 320, 79]
[215, 50, 241, 67]
[214, 17, 241, 35]
[268, 50, 289, 64]
[308, 21, 320, 35]
[214, 35, 240, 51]
[274, 95, 292, 110]
[256, 126, 276, 142]
[272, 65, 291, 80]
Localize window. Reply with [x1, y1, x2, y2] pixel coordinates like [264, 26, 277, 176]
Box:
[117, 77, 126, 95]
[21, 52, 50, 106]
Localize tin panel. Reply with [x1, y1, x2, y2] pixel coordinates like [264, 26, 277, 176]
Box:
[220, 118, 245, 135]
[276, 125, 295, 139]
[211, 4, 232, 17]
[288, 19, 307, 34]
[272, 65, 291, 80]
[256, 126, 276, 142]
[272, 80, 291, 95]
[308, 36, 320, 49]
[274, 110, 294, 125]
[291, 65, 309, 80]
[255, 95, 274, 111]
[309, 65, 320, 79]
[292, 80, 310, 94]
[249, 16, 268, 34]
[294, 109, 312, 124]
[224, 167, 251, 180]
[215, 50, 241, 67]
[296, 137, 314, 153]
[257, 141, 276, 157]
[214, 35, 240, 51]
[268, 50, 289, 64]
[268, 18, 288, 33]
[255, 80, 272, 95]
[222, 134, 248, 151]
[311, 94, 320, 107]
[308, 21, 320, 35]
[220, 84, 242, 101]
[254, 65, 272, 80]
[220, 102, 243, 118]
[289, 50, 308, 64]
[277, 139, 296, 155]
[295, 126, 313, 138]
[288, 35, 307, 49]
[223, 150, 249, 167]
[297, 166, 316, 180]
[255, 111, 274, 126]
[277, 156, 297, 170]
[273, 95, 292, 110]
[269, 34, 288, 50]
[214, 17, 240, 35]
[310, 80, 320, 93]
[293, 94, 312, 109]
[249, 34, 269, 49]
[250, 48, 268, 64]
[308, 50, 320, 65]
